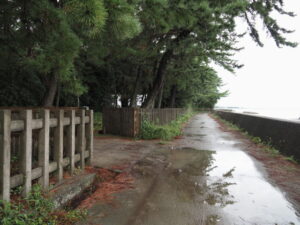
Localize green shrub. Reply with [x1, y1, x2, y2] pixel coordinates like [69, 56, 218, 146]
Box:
[0, 185, 86, 225]
[94, 112, 102, 131]
[140, 112, 194, 141]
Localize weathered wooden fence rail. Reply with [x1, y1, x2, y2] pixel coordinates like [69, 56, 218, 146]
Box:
[141, 108, 186, 126]
[103, 108, 141, 137]
[103, 108, 186, 137]
[0, 108, 94, 201]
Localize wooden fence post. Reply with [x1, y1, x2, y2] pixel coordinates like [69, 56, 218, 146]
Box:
[79, 110, 85, 169]
[173, 109, 175, 120]
[133, 108, 140, 137]
[21, 110, 32, 197]
[38, 110, 50, 189]
[67, 110, 75, 174]
[0, 110, 11, 201]
[102, 108, 106, 134]
[54, 110, 64, 182]
[86, 110, 93, 165]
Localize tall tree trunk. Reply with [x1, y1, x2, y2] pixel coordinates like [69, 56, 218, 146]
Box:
[156, 82, 164, 108]
[55, 80, 61, 107]
[142, 49, 173, 109]
[121, 97, 129, 107]
[77, 96, 80, 107]
[130, 66, 142, 107]
[169, 85, 177, 107]
[42, 73, 58, 107]
[141, 94, 146, 105]
[114, 94, 118, 107]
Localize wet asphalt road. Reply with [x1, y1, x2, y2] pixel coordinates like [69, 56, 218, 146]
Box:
[81, 113, 300, 225]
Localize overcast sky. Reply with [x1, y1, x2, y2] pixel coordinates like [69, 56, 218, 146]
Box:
[215, 0, 300, 109]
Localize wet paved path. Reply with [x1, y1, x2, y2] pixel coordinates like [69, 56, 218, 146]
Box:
[82, 113, 300, 225]
[175, 113, 300, 224]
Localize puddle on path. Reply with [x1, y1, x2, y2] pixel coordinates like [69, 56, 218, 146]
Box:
[175, 113, 300, 225]
[131, 148, 299, 225]
[185, 133, 207, 137]
[208, 150, 299, 225]
[130, 148, 233, 225]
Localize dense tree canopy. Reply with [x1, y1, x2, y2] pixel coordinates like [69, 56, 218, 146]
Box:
[0, 0, 296, 110]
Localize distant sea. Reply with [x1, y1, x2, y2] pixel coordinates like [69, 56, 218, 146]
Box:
[215, 107, 300, 121]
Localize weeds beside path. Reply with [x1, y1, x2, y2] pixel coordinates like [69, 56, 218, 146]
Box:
[0, 185, 87, 225]
[140, 112, 195, 141]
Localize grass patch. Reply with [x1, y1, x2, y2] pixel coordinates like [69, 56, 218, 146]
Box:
[158, 141, 169, 145]
[94, 112, 102, 132]
[0, 185, 87, 225]
[285, 155, 297, 163]
[140, 112, 194, 141]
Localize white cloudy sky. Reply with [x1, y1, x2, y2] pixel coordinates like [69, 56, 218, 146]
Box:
[215, 0, 300, 109]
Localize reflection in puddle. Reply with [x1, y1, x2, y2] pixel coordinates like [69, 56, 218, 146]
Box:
[206, 214, 221, 225]
[222, 168, 235, 178]
[205, 181, 235, 207]
[131, 148, 236, 225]
[216, 139, 237, 145]
[208, 150, 300, 224]
[131, 147, 300, 225]
[181, 113, 300, 224]
[185, 133, 207, 138]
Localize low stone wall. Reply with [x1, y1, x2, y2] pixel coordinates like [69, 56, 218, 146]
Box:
[215, 110, 300, 161]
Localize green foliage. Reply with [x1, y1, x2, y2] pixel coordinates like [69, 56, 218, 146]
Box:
[104, 0, 142, 40]
[0, 0, 83, 106]
[0, 185, 55, 225]
[64, 0, 107, 36]
[263, 146, 280, 156]
[285, 155, 297, 164]
[245, 0, 297, 47]
[140, 112, 194, 140]
[94, 112, 103, 131]
[214, 115, 240, 131]
[0, 0, 296, 108]
[165, 61, 228, 108]
[0, 185, 86, 225]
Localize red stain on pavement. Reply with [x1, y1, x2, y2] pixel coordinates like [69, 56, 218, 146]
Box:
[79, 166, 134, 209]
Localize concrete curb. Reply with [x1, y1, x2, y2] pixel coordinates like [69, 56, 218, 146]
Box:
[50, 173, 96, 209]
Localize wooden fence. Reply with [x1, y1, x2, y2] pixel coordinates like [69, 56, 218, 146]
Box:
[102, 108, 140, 137]
[103, 108, 186, 137]
[141, 108, 186, 126]
[0, 107, 94, 201]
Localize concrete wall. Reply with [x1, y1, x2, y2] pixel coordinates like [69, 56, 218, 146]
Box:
[215, 110, 300, 161]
